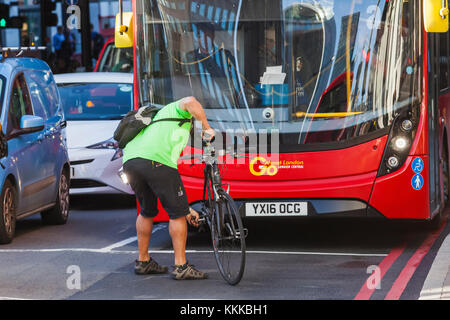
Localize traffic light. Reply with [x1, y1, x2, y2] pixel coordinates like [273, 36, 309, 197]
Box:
[0, 4, 9, 28]
[0, 4, 24, 29]
[6, 17, 25, 29]
[41, 0, 58, 27]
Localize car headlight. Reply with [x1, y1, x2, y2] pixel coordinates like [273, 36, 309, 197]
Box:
[111, 148, 123, 161]
[86, 138, 118, 149]
[87, 138, 123, 161]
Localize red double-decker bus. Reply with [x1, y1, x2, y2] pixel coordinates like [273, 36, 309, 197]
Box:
[116, 0, 450, 225]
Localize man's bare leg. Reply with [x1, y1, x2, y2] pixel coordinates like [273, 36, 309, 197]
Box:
[136, 214, 153, 262]
[169, 216, 187, 266]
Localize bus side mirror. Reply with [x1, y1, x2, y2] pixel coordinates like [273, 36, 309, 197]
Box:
[424, 0, 449, 32]
[115, 12, 133, 48]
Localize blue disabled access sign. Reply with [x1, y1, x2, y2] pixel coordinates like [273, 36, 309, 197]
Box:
[411, 157, 424, 174]
[412, 174, 424, 190]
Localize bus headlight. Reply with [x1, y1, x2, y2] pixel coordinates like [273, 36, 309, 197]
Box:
[387, 156, 400, 169]
[393, 136, 409, 151]
[377, 105, 420, 177]
[401, 119, 413, 132]
[118, 166, 129, 185]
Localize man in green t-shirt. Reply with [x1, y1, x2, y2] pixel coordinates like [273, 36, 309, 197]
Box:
[123, 96, 215, 280]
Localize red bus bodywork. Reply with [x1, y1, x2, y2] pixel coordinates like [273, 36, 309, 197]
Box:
[129, 1, 446, 223]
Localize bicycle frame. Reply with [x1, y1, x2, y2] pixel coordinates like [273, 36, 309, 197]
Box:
[185, 139, 246, 285]
[201, 143, 224, 235]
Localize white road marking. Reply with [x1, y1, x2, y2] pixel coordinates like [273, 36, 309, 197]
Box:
[98, 237, 137, 253]
[0, 223, 387, 257]
[237, 250, 387, 257]
[0, 248, 387, 257]
[144, 250, 388, 257]
[98, 223, 168, 253]
[0, 248, 113, 253]
[0, 224, 169, 255]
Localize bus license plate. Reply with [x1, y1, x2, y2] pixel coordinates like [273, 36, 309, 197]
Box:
[245, 202, 308, 217]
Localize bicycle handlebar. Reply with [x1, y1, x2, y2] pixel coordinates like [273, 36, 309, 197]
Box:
[202, 132, 215, 143]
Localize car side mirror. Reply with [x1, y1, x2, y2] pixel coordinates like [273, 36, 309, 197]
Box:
[20, 115, 44, 133]
[6, 115, 45, 140]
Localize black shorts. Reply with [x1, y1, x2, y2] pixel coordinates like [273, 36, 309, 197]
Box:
[123, 158, 190, 219]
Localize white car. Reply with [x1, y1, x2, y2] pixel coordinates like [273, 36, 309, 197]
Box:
[54, 72, 134, 195]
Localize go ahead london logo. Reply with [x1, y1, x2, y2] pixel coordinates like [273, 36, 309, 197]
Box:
[249, 157, 304, 177]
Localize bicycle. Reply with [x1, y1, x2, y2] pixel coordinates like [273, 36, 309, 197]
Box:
[180, 138, 247, 285]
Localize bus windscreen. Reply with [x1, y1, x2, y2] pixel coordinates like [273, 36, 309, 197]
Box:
[136, 0, 422, 151]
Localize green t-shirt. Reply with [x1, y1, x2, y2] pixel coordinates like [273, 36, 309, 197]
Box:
[122, 100, 192, 169]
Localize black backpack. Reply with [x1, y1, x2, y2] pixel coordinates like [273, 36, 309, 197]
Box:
[113, 105, 191, 149]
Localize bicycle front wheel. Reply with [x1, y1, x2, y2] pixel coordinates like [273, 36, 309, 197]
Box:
[211, 189, 246, 285]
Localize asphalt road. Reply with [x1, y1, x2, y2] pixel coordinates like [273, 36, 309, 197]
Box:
[0, 194, 448, 301]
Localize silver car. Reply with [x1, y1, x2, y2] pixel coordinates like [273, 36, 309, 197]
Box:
[54, 72, 134, 195]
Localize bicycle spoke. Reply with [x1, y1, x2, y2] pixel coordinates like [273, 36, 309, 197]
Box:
[200, 142, 246, 285]
[210, 190, 246, 285]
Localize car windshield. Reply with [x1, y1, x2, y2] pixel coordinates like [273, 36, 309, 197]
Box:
[136, 0, 422, 152]
[57, 83, 133, 120]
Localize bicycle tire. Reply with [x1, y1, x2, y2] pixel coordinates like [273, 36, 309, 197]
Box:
[210, 188, 246, 285]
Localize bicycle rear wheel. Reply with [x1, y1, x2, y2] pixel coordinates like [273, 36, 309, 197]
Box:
[210, 189, 246, 285]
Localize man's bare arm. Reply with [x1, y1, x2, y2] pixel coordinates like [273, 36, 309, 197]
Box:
[179, 96, 210, 130]
[179, 97, 215, 140]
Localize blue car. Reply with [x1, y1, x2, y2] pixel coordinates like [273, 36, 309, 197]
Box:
[0, 57, 70, 244]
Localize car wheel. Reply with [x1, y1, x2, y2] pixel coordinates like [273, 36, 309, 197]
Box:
[0, 180, 16, 244]
[41, 170, 70, 225]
